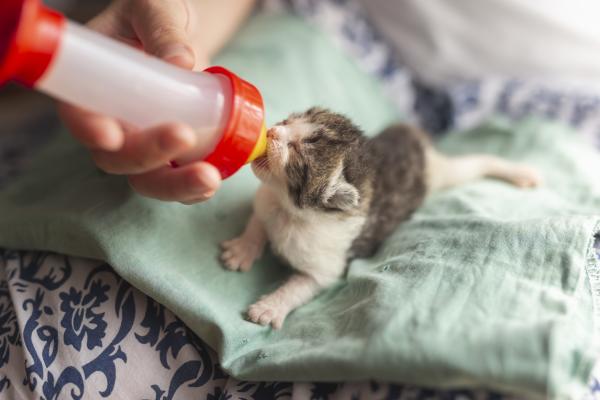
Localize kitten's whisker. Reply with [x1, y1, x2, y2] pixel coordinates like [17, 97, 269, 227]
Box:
[254, 157, 269, 170]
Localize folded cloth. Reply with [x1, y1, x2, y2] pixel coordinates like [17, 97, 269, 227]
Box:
[1, 12, 600, 399]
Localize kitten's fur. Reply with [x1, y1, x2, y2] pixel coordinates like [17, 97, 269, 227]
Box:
[220, 107, 541, 329]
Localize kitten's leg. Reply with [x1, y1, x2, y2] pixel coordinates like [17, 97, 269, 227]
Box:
[220, 213, 267, 272]
[247, 273, 323, 329]
[427, 149, 542, 191]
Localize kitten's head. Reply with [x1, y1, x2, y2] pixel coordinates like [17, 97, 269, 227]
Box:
[252, 107, 368, 213]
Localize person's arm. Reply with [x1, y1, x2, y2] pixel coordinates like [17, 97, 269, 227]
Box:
[59, 0, 257, 204]
[188, 0, 258, 63]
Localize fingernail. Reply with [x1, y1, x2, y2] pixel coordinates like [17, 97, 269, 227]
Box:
[174, 126, 196, 147]
[179, 190, 217, 205]
[199, 166, 222, 189]
[92, 134, 123, 151]
[159, 126, 195, 151]
[199, 190, 217, 201]
[159, 44, 194, 67]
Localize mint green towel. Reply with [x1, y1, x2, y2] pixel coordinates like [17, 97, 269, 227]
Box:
[1, 13, 600, 399]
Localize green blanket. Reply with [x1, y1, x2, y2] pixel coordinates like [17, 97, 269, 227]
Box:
[2, 13, 600, 399]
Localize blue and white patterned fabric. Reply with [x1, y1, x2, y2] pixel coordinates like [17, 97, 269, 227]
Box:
[2, 248, 600, 399]
[4, 1, 600, 399]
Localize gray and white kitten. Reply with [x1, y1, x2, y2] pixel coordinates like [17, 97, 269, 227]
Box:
[221, 107, 541, 329]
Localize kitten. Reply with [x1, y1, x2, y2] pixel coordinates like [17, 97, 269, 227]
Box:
[220, 107, 541, 329]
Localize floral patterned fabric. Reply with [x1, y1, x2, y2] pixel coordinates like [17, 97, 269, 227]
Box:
[2, 249, 600, 400]
[0, 252, 507, 399]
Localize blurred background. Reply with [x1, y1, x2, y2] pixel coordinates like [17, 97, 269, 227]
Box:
[0, 0, 109, 185]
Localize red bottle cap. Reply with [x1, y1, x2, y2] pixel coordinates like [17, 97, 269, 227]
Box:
[202, 66, 265, 179]
[0, 0, 65, 87]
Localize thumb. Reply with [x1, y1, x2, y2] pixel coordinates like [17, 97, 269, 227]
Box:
[131, 1, 196, 69]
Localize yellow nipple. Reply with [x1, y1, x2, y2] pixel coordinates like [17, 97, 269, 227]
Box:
[246, 123, 268, 163]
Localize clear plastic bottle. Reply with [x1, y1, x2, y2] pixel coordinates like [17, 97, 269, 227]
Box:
[0, 0, 267, 178]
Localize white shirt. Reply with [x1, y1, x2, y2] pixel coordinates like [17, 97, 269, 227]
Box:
[360, 0, 600, 85]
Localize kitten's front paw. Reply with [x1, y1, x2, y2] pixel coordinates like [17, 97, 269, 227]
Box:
[220, 237, 262, 272]
[247, 299, 289, 330]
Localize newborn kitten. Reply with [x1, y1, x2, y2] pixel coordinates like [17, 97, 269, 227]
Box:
[220, 107, 541, 329]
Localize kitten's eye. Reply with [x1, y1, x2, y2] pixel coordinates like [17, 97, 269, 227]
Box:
[303, 135, 322, 144]
[281, 119, 290, 126]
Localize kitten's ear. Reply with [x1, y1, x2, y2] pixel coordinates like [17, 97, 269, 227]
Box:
[325, 181, 360, 211]
[306, 106, 328, 116]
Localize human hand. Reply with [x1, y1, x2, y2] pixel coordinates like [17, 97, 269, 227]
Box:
[59, 0, 222, 203]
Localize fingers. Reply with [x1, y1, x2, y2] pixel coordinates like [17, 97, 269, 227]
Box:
[86, 1, 139, 45]
[58, 103, 125, 151]
[128, 162, 222, 203]
[90, 123, 197, 175]
[61, 0, 221, 203]
[61, 107, 222, 203]
[131, 0, 196, 69]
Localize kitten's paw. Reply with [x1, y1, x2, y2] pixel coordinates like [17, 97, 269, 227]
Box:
[247, 299, 289, 330]
[506, 165, 543, 188]
[220, 237, 262, 272]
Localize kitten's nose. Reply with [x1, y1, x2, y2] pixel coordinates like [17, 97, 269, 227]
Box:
[267, 127, 280, 139]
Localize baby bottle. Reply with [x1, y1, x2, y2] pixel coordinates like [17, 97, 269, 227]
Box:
[0, 0, 267, 178]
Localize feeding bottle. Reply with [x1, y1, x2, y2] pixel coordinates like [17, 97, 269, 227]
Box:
[0, 0, 267, 178]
